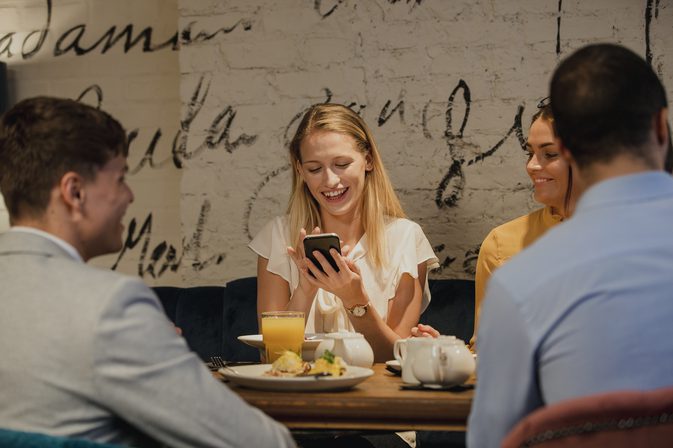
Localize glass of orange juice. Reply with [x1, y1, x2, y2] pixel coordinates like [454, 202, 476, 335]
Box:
[261, 311, 305, 363]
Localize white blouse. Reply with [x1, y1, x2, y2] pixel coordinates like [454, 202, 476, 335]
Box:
[249, 216, 439, 333]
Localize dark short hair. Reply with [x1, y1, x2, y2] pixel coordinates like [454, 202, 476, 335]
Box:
[550, 43, 668, 168]
[0, 96, 127, 220]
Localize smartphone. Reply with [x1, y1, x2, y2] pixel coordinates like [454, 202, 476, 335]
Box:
[303, 233, 341, 274]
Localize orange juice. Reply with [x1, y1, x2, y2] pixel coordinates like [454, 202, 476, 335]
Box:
[261, 311, 305, 363]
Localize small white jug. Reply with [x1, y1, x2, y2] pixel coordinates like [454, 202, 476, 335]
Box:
[411, 336, 475, 387]
[394, 337, 435, 385]
[313, 332, 374, 368]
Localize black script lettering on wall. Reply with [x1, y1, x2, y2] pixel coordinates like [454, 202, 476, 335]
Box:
[69, 79, 257, 175]
[112, 199, 226, 278]
[314, 0, 423, 19]
[429, 80, 525, 209]
[645, 0, 665, 77]
[171, 74, 258, 169]
[0, 0, 252, 61]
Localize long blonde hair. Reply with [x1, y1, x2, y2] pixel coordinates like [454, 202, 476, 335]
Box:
[287, 103, 406, 268]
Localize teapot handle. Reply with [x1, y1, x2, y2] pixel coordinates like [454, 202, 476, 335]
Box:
[435, 346, 452, 384]
[393, 339, 405, 363]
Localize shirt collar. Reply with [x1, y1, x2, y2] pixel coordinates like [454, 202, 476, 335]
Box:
[542, 205, 564, 225]
[347, 233, 368, 263]
[575, 171, 673, 215]
[9, 227, 84, 263]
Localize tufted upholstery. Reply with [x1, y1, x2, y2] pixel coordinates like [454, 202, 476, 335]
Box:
[425, 279, 475, 343]
[153, 282, 258, 361]
[153, 277, 475, 361]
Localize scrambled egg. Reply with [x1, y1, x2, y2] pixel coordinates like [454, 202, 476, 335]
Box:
[266, 351, 310, 377]
[265, 350, 346, 377]
[309, 352, 346, 377]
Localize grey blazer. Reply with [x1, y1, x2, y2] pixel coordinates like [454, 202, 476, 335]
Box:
[0, 231, 295, 448]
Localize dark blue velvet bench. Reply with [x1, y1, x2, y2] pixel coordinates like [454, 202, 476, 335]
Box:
[0, 428, 123, 447]
[153, 277, 475, 362]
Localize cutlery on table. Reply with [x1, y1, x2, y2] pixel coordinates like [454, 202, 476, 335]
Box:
[207, 356, 257, 371]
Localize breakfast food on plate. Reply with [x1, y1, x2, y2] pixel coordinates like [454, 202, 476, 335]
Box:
[309, 350, 346, 377]
[265, 350, 346, 377]
[265, 351, 310, 377]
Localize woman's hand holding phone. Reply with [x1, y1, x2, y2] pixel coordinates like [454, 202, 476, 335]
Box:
[300, 237, 367, 309]
[287, 228, 363, 306]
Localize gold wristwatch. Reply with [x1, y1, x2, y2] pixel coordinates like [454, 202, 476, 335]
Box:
[346, 302, 370, 317]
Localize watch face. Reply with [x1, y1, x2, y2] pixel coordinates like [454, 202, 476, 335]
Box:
[352, 305, 366, 317]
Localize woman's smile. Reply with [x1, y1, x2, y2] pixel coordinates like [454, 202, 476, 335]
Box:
[322, 187, 349, 201]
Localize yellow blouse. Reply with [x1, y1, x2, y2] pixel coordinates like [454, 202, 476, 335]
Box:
[471, 206, 563, 346]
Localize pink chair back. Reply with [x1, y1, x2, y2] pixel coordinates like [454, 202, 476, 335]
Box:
[502, 386, 673, 447]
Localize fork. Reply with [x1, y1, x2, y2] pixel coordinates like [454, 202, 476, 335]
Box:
[210, 356, 226, 368]
[208, 357, 257, 371]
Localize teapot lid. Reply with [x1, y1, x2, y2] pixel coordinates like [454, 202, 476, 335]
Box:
[438, 335, 466, 345]
[407, 336, 436, 345]
[325, 331, 365, 339]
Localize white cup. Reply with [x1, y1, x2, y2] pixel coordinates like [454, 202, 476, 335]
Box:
[394, 337, 435, 385]
[411, 336, 475, 387]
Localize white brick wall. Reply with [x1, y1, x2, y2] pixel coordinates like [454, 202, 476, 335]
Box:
[1, 0, 672, 285]
[176, 0, 673, 284]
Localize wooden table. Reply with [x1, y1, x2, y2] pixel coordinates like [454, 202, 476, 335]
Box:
[224, 364, 474, 431]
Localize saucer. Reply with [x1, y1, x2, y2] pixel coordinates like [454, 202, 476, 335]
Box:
[237, 334, 324, 351]
[385, 359, 401, 373]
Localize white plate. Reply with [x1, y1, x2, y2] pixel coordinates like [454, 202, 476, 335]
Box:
[385, 359, 401, 373]
[237, 334, 324, 351]
[220, 364, 374, 392]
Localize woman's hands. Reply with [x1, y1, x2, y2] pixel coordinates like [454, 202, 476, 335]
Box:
[411, 323, 440, 338]
[287, 227, 363, 307]
[287, 227, 321, 299]
[304, 247, 366, 309]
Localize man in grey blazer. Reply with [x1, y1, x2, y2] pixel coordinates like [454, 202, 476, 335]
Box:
[0, 97, 296, 448]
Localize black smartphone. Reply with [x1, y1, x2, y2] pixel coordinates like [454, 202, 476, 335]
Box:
[303, 233, 341, 274]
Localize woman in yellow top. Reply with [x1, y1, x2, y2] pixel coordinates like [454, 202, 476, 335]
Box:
[413, 102, 577, 348]
[470, 102, 576, 346]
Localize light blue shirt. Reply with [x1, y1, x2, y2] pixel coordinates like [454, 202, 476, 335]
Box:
[468, 172, 673, 447]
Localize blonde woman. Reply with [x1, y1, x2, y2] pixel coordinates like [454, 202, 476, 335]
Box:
[250, 103, 438, 362]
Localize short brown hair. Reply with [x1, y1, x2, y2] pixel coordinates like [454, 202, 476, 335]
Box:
[0, 96, 127, 220]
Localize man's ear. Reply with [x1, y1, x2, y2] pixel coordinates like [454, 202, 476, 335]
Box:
[655, 108, 669, 145]
[60, 172, 85, 211]
[653, 108, 671, 171]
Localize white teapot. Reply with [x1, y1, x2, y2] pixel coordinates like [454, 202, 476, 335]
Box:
[313, 332, 374, 368]
[411, 336, 475, 387]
